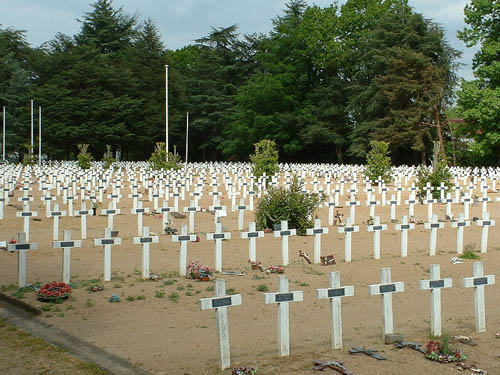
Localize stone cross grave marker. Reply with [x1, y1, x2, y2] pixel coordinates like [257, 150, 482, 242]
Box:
[419, 264, 452, 336]
[441, 193, 455, 219]
[368, 268, 404, 340]
[451, 213, 470, 254]
[47, 203, 66, 240]
[101, 202, 120, 230]
[424, 214, 444, 256]
[461, 194, 472, 219]
[131, 201, 149, 236]
[199, 280, 242, 370]
[367, 216, 387, 259]
[394, 216, 415, 257]
[207, 223, 231, 272]
[240, 222, 264, 263]
[183, 200, 200, 233]
[76, 201, 90, 239]
[264, 275, 303, 356]
[463, 262, 495, 332]
[16, 198, 37, 242]
[305, 218, 328, 264]
[273, 221, 296, 267]
[316, 271, 354, 349]
[234, 199, 247, 231]
[93, 228, 122, 281]
[389, 195, 398, 222]
[5, 232, 38, 287]
[41, 192, 55, 216]
[476, 212, 495, 253]
[171, 225, 197, 276]
[133, 226, 159, 279]
[423, 198, 437, 222]
[337, 217, 359, 262]
[209, 199, 227, 226]
[159, 201, 171, 233]
[347, 194, 360, 224]
[52, 230, 82, 284]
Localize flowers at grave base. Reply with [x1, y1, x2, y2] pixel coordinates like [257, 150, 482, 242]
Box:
[249, 260, 266, 271]
[186, 260, 214, 281]
[9, 239, 16, 244]
[37, 281, 72, 302]
[266, 266, 285, 274]
[425, 339, 467, 363]
[232, 366, 257, 375]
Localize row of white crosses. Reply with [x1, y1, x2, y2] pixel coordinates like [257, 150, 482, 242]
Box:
[200, 262, 495, 370]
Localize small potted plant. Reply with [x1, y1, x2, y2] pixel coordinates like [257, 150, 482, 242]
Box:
[37, 281, 72, 303]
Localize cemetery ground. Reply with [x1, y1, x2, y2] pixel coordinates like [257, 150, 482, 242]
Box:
[1, 183, 500, 374]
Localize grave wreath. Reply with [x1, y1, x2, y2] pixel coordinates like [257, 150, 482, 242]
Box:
[37, 281, 72, 302]
[425, 339, 466, 363]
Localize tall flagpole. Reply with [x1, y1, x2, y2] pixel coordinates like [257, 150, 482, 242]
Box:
[38, 106, 42, 166]
[2, 106, 5, 161]
[165, 65, 169, 160]
[30, 100, 34, 155]
[185, 112, 189, 168]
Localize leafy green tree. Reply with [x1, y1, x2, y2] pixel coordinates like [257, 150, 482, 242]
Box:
[148, 142, 182, 171]
[77, 144, 93, 169]
[365, 141, 392, 182]
[457, 0, 500, 165]
[255, 176, 324, 235]
[416, 157, 452, 200]
[102, 144, 115, 169]
[250, 139, 279, 179]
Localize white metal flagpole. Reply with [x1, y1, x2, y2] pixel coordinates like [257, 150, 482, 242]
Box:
[38, 106, 41, 166]
[165, 64, 169, 160]
[2, 106, 5, 160]
[30, 100, 34, 154]
[185, 112, 189, 168]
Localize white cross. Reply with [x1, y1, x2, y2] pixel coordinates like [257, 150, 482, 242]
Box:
[337, 218, 359, 262]
[419, 264, 452, 336]
[128, 192, 142, 209]
[133, 226, 159, 279]
[441, 192, 455, 219]
[16, 202, 37, 242]
[461, 194, 472, 219]
[130, 201, 149, 236]
[93, 228, 122, 281]
[5, 232, 38, 287]
[76, 202, 90, 239]
[233, 199, 247, 231]
[316, 271, 354, 349]
[423, 198, 437, 222]
[183, 200, 200, 233]
[424, 214, 444, 256]
[273, 221, 296, 266]
[476, 212, 495, 253]
[394, 216, 415, 257]
[463, 262, 495, 332]
[171, 225, 197, 276]
[389, 195, 398, 222]
[207, 223, 231, 272]
[404, 195, 418, 218]
[347, 195, 360, 224]
[199, 279, 242, 370]
[240, 222, 264, 263]
[367, 216, 387, 259]
[368, 268, 404, 339]
[209, 199, 227, 226]
[305, 218, 328, 264]
[52, 230, 82, 284]
[264, 275, 303, 356]
[47, 203, 66, 240]
[101, 202, 120, 230]
[159, 201, 172, 233]
[451, 213, 470, 254]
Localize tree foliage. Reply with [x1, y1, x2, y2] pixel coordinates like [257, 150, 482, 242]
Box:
[0, 0, 465, 166]
[255, 176, 324, 235]
[365, 141, 392, 182]
[456, 0, 500, 165]
[250, 139, 279, 180]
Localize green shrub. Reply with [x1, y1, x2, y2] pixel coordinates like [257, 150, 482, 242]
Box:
[77, 144, 93, 170]
[255, 176, 324, 235]
[148, 142, 182, 171]
[250, 139, 279, 180]
[256, 284, 268, 292]
[416, 157, 452, 200]
[365, 141, 392, 182]
[102, 145, 116, 169]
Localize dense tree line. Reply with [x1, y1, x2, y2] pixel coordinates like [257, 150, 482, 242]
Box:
[0, 0, 491, 165]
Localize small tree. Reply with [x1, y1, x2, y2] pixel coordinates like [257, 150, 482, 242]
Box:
[250, 139, 279, 180]
[416, 157, 452, 200]
[148, 142, 182, 171]
[22, 143, 35, 166]
[365, 141, 392, 182]
[102, 145, 116, 169]
[255, 176, 324, 235]
[77, 144, 93, 170]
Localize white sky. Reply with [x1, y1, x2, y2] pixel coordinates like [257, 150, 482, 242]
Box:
[0, 0, 477, 80]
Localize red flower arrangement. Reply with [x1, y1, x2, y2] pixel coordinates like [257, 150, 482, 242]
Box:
[186, 260, 214, 281]
[37, 281, 72, 302]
